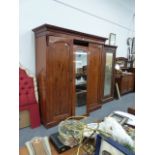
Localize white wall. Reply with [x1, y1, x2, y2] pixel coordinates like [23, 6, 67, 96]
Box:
[20, 0, 135, 74]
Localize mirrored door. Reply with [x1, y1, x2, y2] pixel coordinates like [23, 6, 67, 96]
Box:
[102, 46, 116, 103]
[74, 46, 88, 116]
[104, 52, 113, 96]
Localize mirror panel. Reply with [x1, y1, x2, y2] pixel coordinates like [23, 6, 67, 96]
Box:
[104, 53, 113, 96]
[75, 49, 87, 116]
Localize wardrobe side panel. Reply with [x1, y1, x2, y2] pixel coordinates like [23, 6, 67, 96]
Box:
[35, 36, 47, 124]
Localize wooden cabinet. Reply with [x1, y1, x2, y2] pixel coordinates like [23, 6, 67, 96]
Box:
[115, 57, 135, 95]
[116, 73, 134, 95]
[33, 24, 107, 128]
[102, 45, 117, 103]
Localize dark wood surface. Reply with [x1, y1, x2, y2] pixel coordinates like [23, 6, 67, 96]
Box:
[115, 73, 134, 95]
[102, 45, 117, 103]
[46, 37, 73, 127]
[87, 43, 102, 112]
[33, 24, 107, 128]
[115, 57, 135, 95]
[35, 36, 47, 125]
[104, 44, 117, 48]
[33, 24, 107, 43]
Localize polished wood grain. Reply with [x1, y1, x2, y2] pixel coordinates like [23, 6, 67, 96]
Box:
[35, 36, 74, 128]
[35, 36, 47, 124]
[114, 57, 135, 95]
[45, 37, 73, 127]
[33, 24, 107, 43]
[37, 70, 47, 124]
[116, 73, 134, 95]
[128, 74, 134, 91]
[33, 24, 107, 128]
[35, 36, 47, 76]
[121, 75, 128, 94]
[87, 43, 102, 112]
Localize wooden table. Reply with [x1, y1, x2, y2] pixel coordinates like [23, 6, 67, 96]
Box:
[19, 141, 85, 155]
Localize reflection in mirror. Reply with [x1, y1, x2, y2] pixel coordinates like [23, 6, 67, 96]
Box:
[75, 49, 87, 116]
[104, 53, 113, 96]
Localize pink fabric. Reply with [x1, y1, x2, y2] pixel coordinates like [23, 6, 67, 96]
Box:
[19, 68, 40, 128]
[19, 69, 36, 106]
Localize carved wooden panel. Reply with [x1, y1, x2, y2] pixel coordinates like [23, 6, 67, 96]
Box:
[117, 73, 134, 95]
[46, 37, 73, 124]
[87, 43, 102, 112]
[127, 74, 134, 91]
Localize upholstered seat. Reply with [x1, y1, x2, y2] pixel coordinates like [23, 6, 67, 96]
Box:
[19, 67, 40, 128]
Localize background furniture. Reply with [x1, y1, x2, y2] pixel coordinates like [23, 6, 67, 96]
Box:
[102, 45, 117, 103]
[128, 105, 135, 115]
[76, 84, 87, 107]
[116, 72, 134, 95]
[115, 57, 128, 69]
[19, 67, 40, 128]
[33, 24, 107, 128]
[115, 57, 135, 95]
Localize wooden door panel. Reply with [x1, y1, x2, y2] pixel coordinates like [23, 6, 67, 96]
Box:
[121, 74, 135, 94]
[128, 74, 134, 91]
[46, 37, 73, 123]
[87, 43, 102, 111]
[121, 76, 128, 94]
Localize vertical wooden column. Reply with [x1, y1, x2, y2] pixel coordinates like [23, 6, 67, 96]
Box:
[87, 43, 103, 112]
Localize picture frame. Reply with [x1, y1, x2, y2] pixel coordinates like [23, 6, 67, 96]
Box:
[95, 135, 135, 155]
[109, 33, 116, 45]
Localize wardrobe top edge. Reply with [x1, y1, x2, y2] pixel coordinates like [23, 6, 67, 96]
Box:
[104, 44, 118, 48]
[32, 24, 108, 42]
